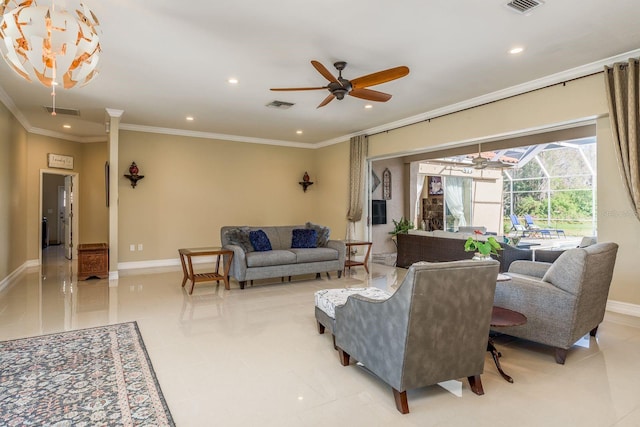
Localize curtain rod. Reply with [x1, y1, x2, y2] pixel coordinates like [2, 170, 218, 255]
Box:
[369, 70, 604, 138]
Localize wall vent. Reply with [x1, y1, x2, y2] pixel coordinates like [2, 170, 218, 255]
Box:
[43, 106, 81, 116]
[266, 100, 295, 109]
[505, 0, 543, 14]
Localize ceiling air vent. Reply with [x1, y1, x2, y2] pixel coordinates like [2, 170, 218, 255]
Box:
[266, 100, 295, 109]
[43, 106, 81, 116]
[505, 0, 544, 14]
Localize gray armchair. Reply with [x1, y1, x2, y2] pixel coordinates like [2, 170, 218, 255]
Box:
[494, 242, 618, 364]
[334, 260, 500, 414]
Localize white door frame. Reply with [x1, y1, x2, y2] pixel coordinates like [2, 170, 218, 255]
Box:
[39, 169, 79, 265]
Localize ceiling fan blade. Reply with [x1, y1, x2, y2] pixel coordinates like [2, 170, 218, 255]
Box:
[350, 66, 410, 88]
[349, 88, 392, 102]
[317, 93, 335, 108]
[270, 87, 327, 91]
[311, 60, 339, 84]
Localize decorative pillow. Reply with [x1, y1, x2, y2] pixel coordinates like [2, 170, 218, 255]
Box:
[291, 229, 318, 248]
[249, 230, 272, 252]
[305, 222, 330, 247]
[224, 227, 253, 253]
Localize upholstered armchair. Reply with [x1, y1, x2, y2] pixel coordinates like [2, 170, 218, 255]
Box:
[334, 260, 500, 414]
[494, 242, 618, 364]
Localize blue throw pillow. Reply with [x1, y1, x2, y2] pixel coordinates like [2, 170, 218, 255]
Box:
[291, 229, 318, 248]
[249, 230, 272, 252]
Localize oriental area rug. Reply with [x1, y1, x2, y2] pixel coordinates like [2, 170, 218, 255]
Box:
[0, 322, 175, 426]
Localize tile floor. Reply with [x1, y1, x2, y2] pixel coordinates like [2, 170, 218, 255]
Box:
[1, 246, 640, 426]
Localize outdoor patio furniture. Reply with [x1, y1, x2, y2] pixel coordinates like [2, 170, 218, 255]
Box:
[509, 214, 528, 237]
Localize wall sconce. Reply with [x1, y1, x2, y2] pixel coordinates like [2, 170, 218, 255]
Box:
[299, 171, 314, 192]
[124, 162, 145, 188]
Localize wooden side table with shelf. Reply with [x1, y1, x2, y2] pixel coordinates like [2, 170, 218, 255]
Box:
[178, 247, 234, 294]
[343, 240, 373, 274]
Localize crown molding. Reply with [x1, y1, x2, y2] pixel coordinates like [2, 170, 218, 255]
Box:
[3, 48, 640, 148]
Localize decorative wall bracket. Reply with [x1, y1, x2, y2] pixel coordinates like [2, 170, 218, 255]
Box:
[299, 171, 314, 192]
[124, 161, 144, 188]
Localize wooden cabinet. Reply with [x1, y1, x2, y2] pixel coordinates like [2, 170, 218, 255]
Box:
[77, 243, 109, 280]
[422, 195, 444, 231]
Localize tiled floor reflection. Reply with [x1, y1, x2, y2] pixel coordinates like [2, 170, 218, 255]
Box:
[1, 246, 640, 426]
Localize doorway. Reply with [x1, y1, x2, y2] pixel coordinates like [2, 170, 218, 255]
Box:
[40, 170, 79, 265]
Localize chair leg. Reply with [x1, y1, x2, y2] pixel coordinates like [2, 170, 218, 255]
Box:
[337, 270, 342, 278]
[317, 321, 325, 334]
[467, 375, 484, 395]
[392, 388, 410, 414]
[590, 325, 599, 337]
[239, 281, 246, 289]
[337, 347, 350, 366]
[332, 335, 337, 350]
[315, 273, 321, 279]
[555, 348, 568, 364]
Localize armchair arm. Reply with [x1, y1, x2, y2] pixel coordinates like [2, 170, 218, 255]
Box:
[222, 244, 248, 281]
[326, 239, 346, 265]
[508, 260, 552, 278]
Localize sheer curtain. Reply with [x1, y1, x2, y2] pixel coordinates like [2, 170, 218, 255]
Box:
[414, 175, 427, 228]
[346, 135, 368, 239]
[604, 59, 640, 221]
[444, 176, 467, 230]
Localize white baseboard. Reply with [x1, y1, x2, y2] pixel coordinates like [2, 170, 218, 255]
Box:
[0, 260, 39, 292]
[606, 300, 640, 317]
[117, 256, 216, 271]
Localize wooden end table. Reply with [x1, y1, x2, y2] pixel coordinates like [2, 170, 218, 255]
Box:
[343, 240, 373, 274]
[178, 247, 233, 294]
[489, 306, 527, 383]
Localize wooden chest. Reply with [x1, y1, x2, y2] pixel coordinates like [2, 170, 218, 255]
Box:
[77, 243, 109, 280]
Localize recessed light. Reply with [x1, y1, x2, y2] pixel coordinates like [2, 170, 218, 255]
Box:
[364, 104, 373, 109]
[63, 124, 71, 129]
[509, 47, 524, 54]
[296, 130, 303, 134]
[186, 116, 194, 121]
[228, 78, 238, 84]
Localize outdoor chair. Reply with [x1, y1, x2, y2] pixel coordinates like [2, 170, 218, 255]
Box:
[509, 214, 528, 237]
[331, 260, 500, 414]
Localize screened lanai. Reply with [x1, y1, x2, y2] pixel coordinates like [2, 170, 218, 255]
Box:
[416, 136, 597, 237]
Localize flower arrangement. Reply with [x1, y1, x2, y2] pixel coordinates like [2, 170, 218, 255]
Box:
[464, 230, 502, 257]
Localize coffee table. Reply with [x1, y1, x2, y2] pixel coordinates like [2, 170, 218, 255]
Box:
[178, 247, 233, 294]
[488, 306, 527, 383]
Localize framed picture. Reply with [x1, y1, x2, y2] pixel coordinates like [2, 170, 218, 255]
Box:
[48, 153, 74, 169]
[429, 176, 443, 195]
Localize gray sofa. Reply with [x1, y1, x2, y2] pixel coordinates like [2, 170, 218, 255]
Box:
[221, 225, 346, 289]
[494, 242, 618, 364]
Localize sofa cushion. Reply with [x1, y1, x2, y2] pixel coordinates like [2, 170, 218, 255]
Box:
[542, 248, 586, 294]
[290, 247, 338, 263]
[249, 230, 272, 252]
[223, 226, 253, 253]
[246, 250, 296, 267]
[291, 229, 318, 248]
[306, 222, 330, 247]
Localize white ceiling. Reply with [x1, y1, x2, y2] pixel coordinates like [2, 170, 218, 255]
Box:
[1, 0, 639, 146]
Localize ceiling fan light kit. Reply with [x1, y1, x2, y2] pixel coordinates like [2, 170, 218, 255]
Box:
[271, 60, 409, 108]
[0, 0, 101, 115]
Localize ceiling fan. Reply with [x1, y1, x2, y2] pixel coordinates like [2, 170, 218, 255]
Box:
[270, 60, 410, 108]
[470, 144, 516, 169]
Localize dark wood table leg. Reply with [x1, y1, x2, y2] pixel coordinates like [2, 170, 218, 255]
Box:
[179, 252, 189, 288]
[487, 337, 514, 383]
[187, 255, 196, 295]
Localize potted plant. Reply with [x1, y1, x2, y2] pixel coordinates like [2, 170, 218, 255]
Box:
[389, 217, 414, 248]
[464, 230, 501, 260]
[389, 217, 414, 236]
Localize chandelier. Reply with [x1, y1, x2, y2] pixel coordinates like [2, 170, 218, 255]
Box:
[0, 1, 100, 115]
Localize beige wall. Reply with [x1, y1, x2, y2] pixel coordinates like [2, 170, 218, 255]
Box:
[1, 70, 639, 307]
[367, 73, 638, 306]
[42, 174, 65, 244]
[371, 158, 404, 254]
[0, 103, 28, 280]
[117, 131, 318, 262]
[79, 142, 109, 244]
